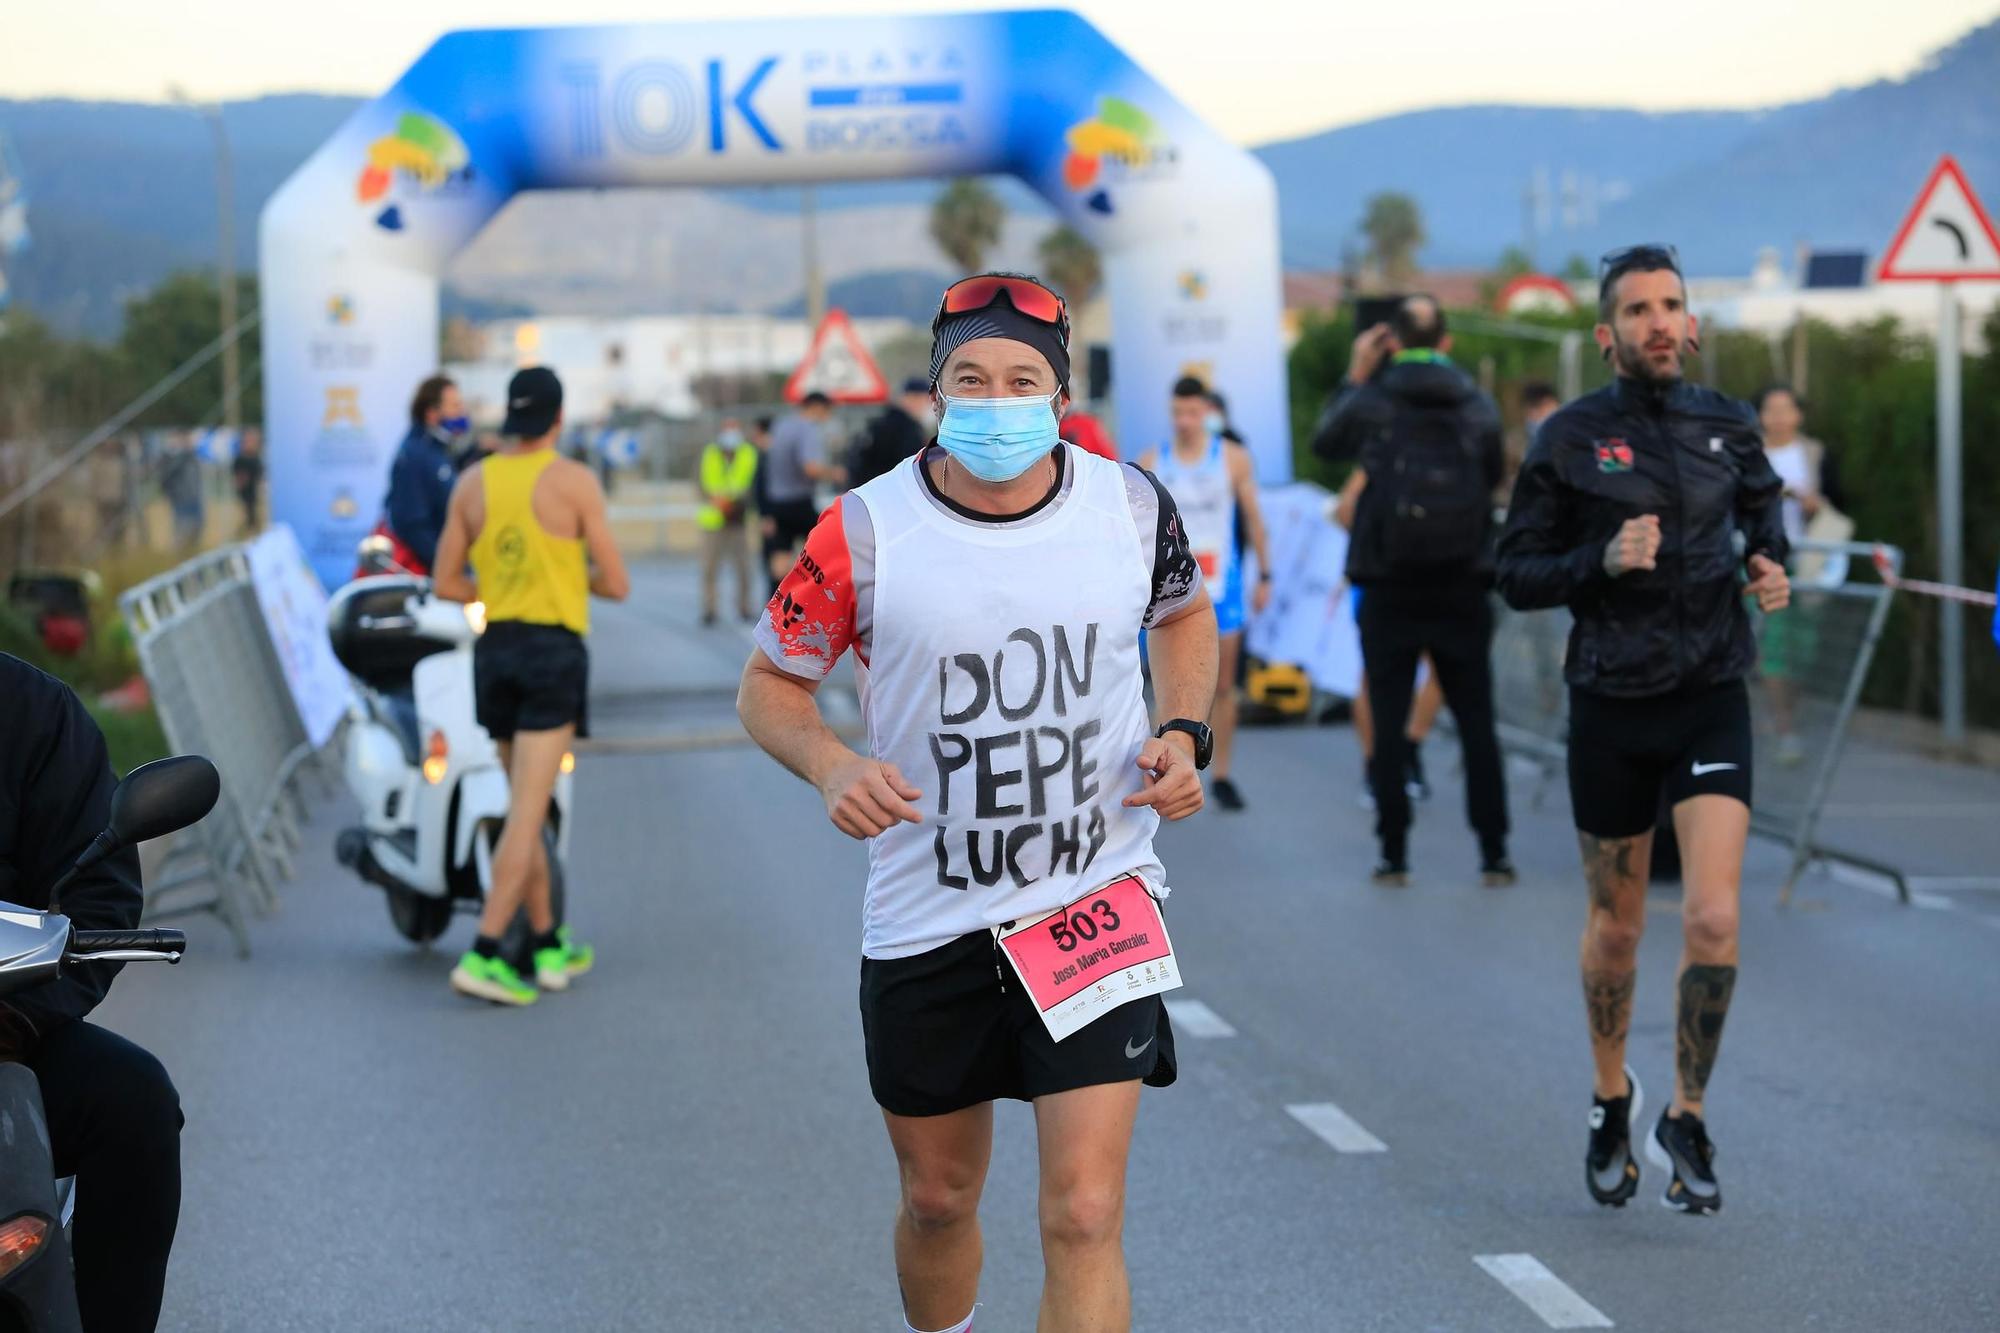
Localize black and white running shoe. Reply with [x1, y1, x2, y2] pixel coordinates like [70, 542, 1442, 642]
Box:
[1585, 1067, 1643, 1207]
[1646, 1108, 1722, 1215]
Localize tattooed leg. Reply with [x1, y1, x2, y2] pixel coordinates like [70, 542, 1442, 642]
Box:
[1670, 794, 1749, 1116]
[1578, 830, 1651, 1100]
[1674, 964, 1737, 1115]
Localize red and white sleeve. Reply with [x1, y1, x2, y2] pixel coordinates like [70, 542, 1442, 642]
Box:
[753, 503, 858, 679]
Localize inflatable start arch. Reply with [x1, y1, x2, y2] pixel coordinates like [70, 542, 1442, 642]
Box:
[261, 10, 1287, 584]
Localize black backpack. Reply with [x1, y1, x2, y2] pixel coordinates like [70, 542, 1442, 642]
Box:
[1377, 396, 1489, 573]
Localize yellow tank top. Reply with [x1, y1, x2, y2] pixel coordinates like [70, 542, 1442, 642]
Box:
[469, 450, 589, 635]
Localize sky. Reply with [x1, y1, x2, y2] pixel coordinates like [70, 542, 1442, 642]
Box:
[2, 0, 1994, 144]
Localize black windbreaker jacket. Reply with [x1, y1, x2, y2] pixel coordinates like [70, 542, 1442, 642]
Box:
[1495, 377, 1788, 699]
[1311, 357, 1506, 590]
[0, 656, 144, 1055]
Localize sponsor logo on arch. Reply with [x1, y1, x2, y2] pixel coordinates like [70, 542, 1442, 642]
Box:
[1063, 96, 1178, 215]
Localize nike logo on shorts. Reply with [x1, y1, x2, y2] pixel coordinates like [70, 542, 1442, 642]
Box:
[1125, 1034, 1154, 1059]
[1691, 761, 1739, 776]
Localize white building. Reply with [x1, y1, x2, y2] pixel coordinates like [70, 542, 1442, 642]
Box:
[445, 313, 920, 424]
[1690, 249, 1998, 353]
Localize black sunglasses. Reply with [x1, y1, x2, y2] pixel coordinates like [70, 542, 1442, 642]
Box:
[1599, 243, 1681, 281]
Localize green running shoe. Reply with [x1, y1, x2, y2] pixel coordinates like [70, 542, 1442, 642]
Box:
[450, 952, 538, 1006]
[534, 926, 595, 992]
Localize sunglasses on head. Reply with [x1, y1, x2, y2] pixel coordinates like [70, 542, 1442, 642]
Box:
[1599, 243, 1681, 282]
[934, 275, 1071, 346]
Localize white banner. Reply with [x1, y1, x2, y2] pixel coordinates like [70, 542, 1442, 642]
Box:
[247, 525, 354, 748]
[1244, 483, 1364, 698]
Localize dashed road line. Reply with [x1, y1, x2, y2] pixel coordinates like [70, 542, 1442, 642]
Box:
[1473, 1254, 1613, 1329]
[1163, 998, 1237, 1038]
[1285, 1102, 1387, 1154]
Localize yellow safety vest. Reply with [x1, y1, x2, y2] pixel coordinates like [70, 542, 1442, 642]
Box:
[698, 442, 760, 530]
[469, 450, 590, 635]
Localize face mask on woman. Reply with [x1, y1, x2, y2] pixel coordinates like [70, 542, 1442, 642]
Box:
[935, 393, 1060, 482]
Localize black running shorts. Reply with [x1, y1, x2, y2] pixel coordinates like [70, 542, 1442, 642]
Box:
[860, 929, 1178, 1118]
[1567, 680, 1753, 839]
[763, 498, 818, 558]
[473, 621, 589, 740]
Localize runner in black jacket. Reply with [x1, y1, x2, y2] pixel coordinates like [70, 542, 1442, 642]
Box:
[1496, 245, 1790, 1217]
[1498, 378, 1787, 696]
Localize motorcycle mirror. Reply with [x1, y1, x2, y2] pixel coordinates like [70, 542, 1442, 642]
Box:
[48, 755, 219, 915]
[108, 755, 221, 851]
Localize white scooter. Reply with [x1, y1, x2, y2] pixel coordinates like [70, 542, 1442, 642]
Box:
[326, 543, 571, 966]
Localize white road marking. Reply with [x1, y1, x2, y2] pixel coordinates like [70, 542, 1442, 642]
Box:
[1818, 803, 1998, 818]
[1825, 862, 1957, 910]
[1163, 998, 1237, 1038]
[1474, 1254, 1614, 1329]
[1905, 876, 2000, 893]
[1284, 1102, 1387, 1154]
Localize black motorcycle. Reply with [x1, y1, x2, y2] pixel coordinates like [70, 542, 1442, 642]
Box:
[0, 755, 217, 1332]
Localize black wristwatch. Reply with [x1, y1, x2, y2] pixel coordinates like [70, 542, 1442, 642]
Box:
[1156, 719, 1214, 770]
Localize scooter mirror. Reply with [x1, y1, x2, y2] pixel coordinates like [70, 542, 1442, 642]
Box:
[47, 755, 220, 915]
[107, 755, 221, 852]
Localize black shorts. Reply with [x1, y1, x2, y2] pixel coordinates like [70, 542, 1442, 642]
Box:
[762, 498, 818, 557]
[860, 930, 1178, 1118]
[1567, 680, 1753, 839]
[473, 621, 589, 740]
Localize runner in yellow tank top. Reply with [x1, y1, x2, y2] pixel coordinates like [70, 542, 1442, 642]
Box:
[470, 450, 591, 634]
[432, 367, 630, 1007]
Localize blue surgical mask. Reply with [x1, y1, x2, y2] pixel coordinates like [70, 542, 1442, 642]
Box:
[439, 415, 470, 437]
[936, 393, 1060, 482]
[718, 428, 745, 446]
[1205, 411, 1225, 436]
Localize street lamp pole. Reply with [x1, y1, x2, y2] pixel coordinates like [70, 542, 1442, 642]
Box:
[802, 185, 826, 329]
[171, 88, 239, 432]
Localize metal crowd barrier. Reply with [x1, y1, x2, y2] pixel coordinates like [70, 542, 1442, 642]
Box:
[119, 545, 324, 954]
[1488, 539, 1903, 902]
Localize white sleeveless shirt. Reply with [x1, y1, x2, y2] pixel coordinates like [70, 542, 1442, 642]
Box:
[1153, 434, 1237, 596]
[851, 446, 1164, 959]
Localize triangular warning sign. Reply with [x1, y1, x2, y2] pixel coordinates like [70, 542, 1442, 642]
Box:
[784, 309, 890, 404]
[1879, 155, 2000, 283]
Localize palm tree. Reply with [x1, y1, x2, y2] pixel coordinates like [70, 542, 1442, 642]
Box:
[1361, 192, 1425, 286]
[1037, 225, 1102, 305]
[930, 178, 1004, 273]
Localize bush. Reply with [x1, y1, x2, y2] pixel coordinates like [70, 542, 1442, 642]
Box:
[85, 702, 170, 778]
[1697, 312, 2000, 729]
[0, 604, 52, 673]
[2, 606, 167, 777]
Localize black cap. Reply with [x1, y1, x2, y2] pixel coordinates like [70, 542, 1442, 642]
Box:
[928, 303, 1070, 394]
[501, 366, 562, 438]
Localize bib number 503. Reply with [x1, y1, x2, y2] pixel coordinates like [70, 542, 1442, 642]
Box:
[1048, 898, 1121, 952]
